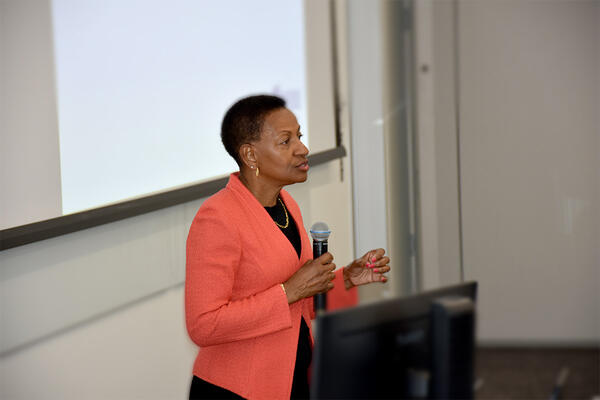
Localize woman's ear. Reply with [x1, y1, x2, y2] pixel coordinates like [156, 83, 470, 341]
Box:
[239, 143, 257, 169]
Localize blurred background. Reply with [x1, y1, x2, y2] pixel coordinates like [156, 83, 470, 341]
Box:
[1, 0, 598, 399]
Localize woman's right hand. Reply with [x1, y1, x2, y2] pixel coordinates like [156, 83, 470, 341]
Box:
[283, 253, 336, 304]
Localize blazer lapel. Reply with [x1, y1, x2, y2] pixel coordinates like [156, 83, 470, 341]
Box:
[227, 173, 300, 268]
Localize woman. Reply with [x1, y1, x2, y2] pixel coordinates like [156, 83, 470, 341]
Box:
[185, 95, 390, 399]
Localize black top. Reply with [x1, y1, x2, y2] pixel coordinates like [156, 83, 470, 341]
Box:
[264, 197, 302, 258]
[190, 196, 312, 400]
[265, 197, 311, 399]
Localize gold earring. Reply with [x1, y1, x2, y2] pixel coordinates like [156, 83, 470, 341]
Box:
[255, 167, 259, 177]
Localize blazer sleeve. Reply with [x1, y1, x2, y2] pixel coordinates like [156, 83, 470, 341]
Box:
[327, 268, 358, 311]
[185, 207, 292, 348]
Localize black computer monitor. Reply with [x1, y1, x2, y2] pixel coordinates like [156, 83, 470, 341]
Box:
[311, 281, 477, 399]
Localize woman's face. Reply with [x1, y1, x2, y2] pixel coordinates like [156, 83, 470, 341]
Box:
[252, 108, 309, 186]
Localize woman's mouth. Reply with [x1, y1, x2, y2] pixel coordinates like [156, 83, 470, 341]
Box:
[296, 161, 309, 171]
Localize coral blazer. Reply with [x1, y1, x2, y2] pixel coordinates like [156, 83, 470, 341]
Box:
[185, 173, 349, 399]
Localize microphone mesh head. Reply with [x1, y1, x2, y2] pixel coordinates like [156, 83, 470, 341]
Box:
[310, 222, 331, 241]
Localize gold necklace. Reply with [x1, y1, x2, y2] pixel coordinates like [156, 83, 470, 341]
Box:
[274, 197, 289, 229]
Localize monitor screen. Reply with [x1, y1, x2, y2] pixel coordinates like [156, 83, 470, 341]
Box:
[311, 281, 478, 399]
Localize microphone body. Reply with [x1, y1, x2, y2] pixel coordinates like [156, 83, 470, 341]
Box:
[312, 239, 328, 313]
[310, 222, 331, 315]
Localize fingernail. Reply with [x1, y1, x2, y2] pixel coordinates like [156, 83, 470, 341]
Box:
[374, 268, 379, 273]
[371, 256, 376, 262]
[366, 263, 372, 268]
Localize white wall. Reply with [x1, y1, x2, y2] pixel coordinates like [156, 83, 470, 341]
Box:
[414, 0, 442, 290]
[0, 160, 354, 400]
[346, 0, 419, 301]
[346, 0, 392, 303]
[381, 0, 419, 296]
[432, 0, 462, 286]
[0, 0, 63, 228]
[428, 0, 600, 344]
[0, 286, 197, 400]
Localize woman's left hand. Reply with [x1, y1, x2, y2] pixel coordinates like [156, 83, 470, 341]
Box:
[343, 248, 390, 289]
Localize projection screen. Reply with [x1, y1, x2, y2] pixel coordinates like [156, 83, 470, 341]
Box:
[0, 0, 341, 248]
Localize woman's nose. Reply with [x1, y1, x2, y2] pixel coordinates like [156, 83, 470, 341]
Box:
[297, 141, 309, 156]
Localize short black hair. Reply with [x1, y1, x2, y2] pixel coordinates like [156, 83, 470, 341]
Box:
[221, 94, 287, 166]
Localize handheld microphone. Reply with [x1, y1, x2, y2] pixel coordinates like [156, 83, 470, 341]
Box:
[310, 222, 331, 315]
